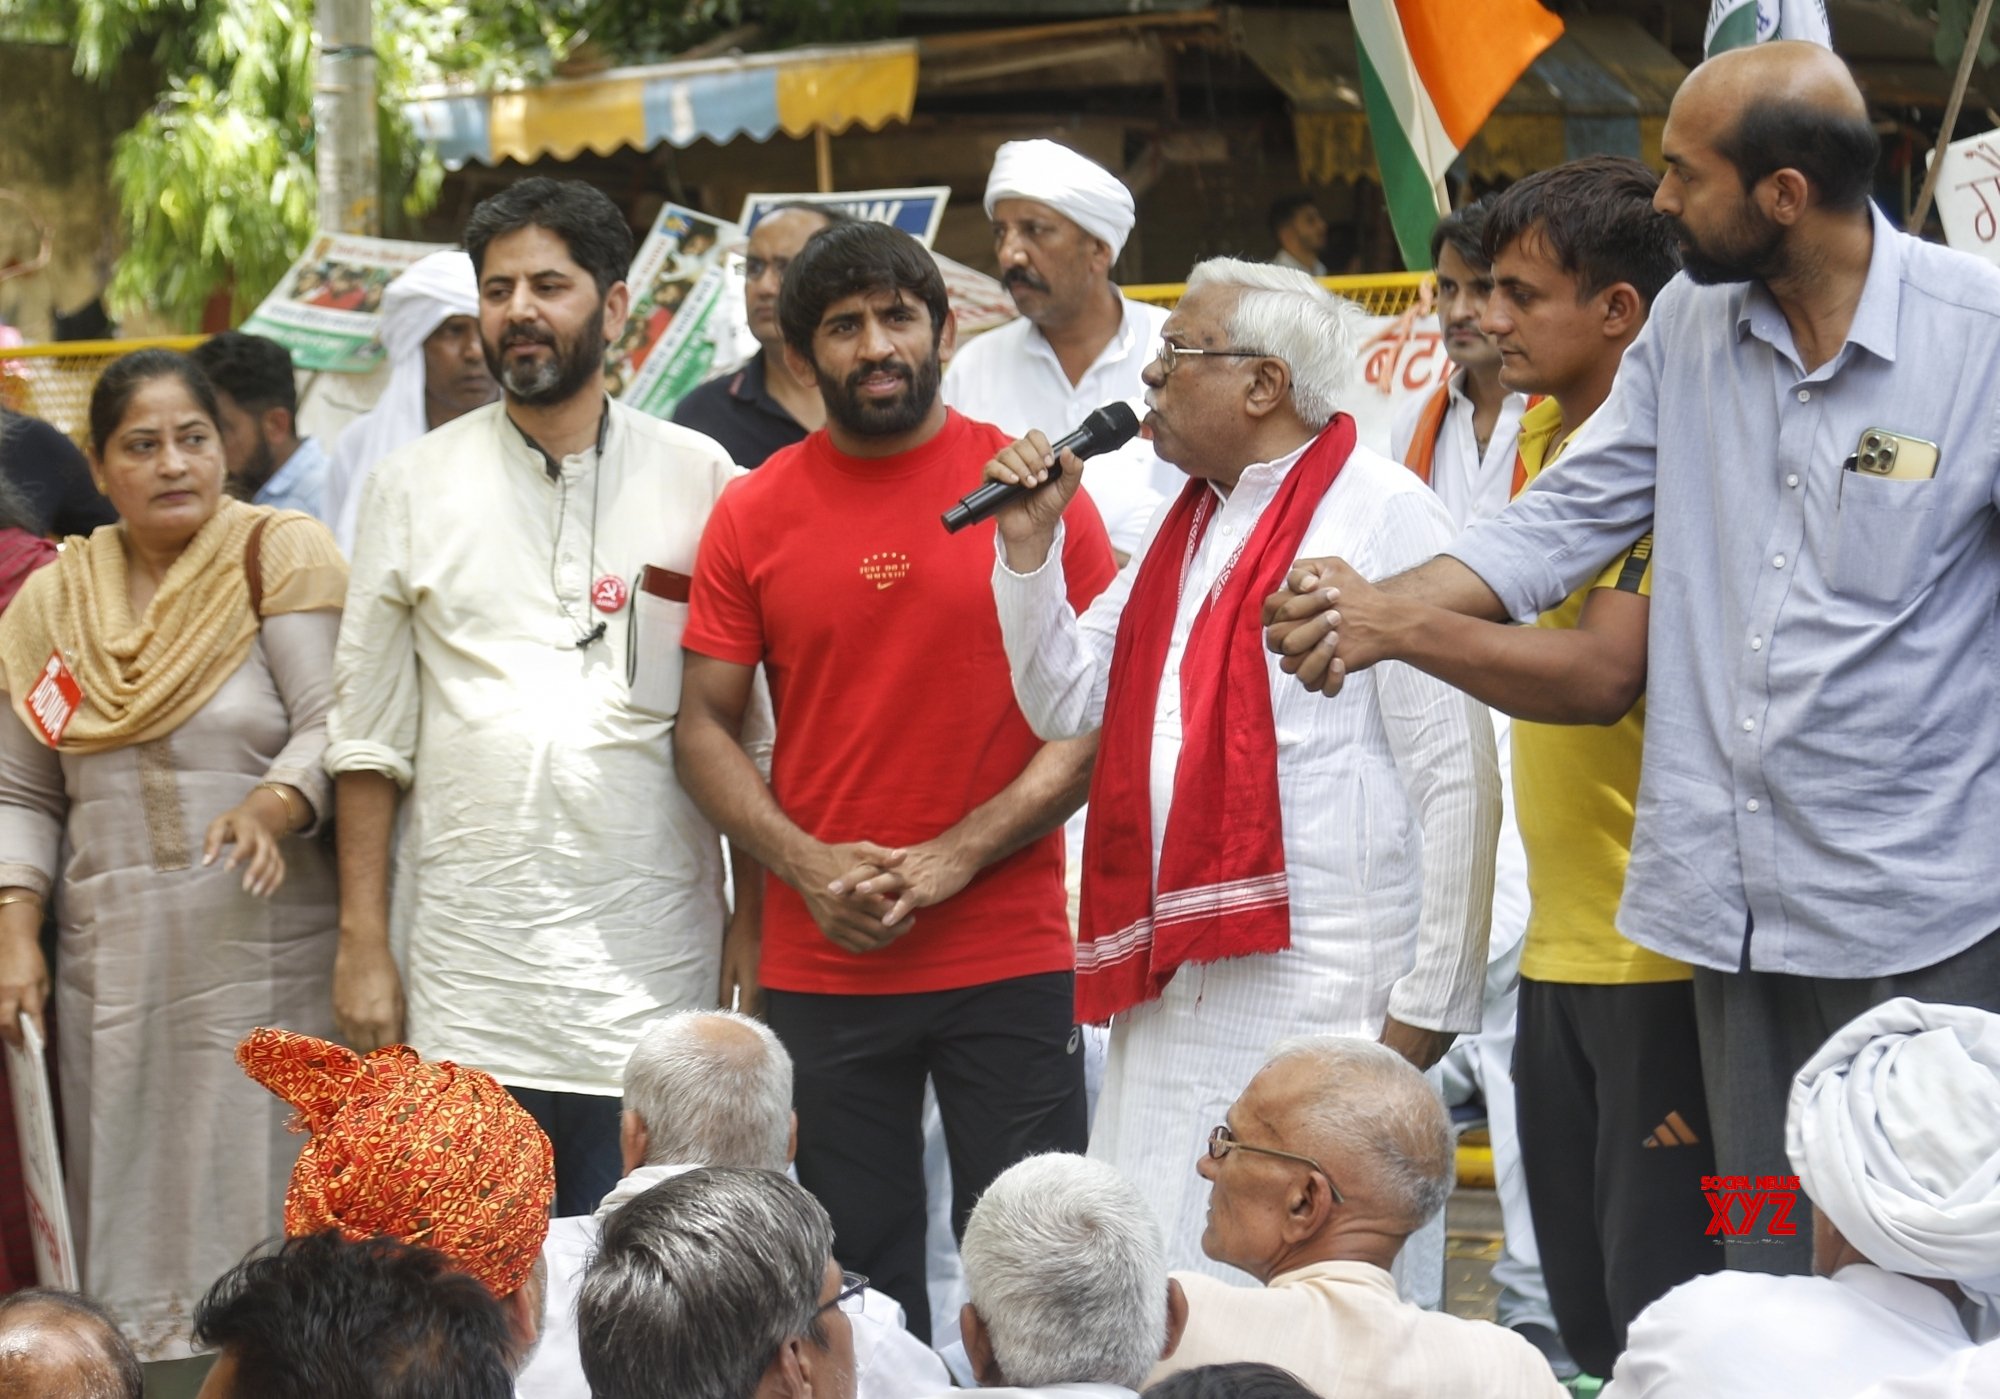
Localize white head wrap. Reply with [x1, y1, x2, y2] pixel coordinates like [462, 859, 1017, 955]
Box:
[1788, 997, 2000, 1326]
[325, 250, 481, 554]
[983, 140, 1137, 258]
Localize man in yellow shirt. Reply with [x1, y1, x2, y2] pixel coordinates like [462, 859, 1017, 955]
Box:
[1281, 157, 1713, 1379]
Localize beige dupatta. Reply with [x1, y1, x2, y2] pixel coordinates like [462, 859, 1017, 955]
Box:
[0, 498, 347, 752]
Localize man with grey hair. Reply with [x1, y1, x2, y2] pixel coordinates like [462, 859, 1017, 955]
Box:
[577, 1166, 858, 1399]
[982, 256, 1498, 1277]
[0, 1289, 142, 1399]
[518, 1010, 949, 1399]
[1147, 1038, 1563, 1398]
[956, 1154, 1187, 1398]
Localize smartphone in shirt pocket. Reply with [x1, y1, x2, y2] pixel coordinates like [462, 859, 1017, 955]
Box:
[627, 565, 692, 718]
[1832, 428, 1942, 605]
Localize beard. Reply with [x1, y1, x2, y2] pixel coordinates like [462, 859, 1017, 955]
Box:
[230, 434, 278, 499]
[815, 348, 943, 440]
[483, 303, 606, 406]
[1672, 203, 1787, 286]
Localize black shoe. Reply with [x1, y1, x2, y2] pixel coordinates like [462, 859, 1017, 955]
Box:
[1510, 1321, 1580, 1381]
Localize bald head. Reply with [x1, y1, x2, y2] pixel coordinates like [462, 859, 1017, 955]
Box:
[1665, 40, 1878, 214]
[1261, 1037, 1454, 1236]
[0, 1292, 142, 1399]
[622, 1009, 794, 1170]
[1685, 39, 1867, 124]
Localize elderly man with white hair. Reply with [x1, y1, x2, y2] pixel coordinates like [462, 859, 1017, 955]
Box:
[517, 1010, 950, 1399]
[1605, 999, 2000, 1398]
[1145, 1037, 1562, 1398]
[981, 257, 1499, 1278]
[943, 139, 1169, 559]
[953, 1153, 1186, 1399]
[324, 248, 495, 553]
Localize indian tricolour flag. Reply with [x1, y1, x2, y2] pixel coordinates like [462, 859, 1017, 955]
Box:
[1705, 0, 1832, 59]
[1351, 0, 1564, 270]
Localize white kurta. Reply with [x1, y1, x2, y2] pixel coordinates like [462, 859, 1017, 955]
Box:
[327, 400, 766, 1096]
[1388, 377, 1528, 529]
[1852, 1342, 2000, 1399]
[993, 440, 1499, 1276]
[1603, 1265, 1976, 1399]
[942, 295, 1172, 556]
[519, 1163, 953, 1399]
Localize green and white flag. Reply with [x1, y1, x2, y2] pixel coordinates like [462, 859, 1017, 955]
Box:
[1705, 0, 1832, 60]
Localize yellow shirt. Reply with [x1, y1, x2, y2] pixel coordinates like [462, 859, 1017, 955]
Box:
[1509, 397, 1688, 985]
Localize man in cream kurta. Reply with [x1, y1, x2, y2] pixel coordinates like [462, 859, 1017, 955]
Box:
[327, 177, 762, 1216]
[983, 258, 1496, 1279]
[1143, 1038, 1561, 1399]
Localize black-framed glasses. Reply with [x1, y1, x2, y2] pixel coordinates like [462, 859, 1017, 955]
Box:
[1153, 337, 1270, 378]
[1207, 1124, 1345, 1205]
[818, 1270, 869, 1317]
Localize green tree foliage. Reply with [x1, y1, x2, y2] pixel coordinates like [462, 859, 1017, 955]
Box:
[1904, 0, 2000, 70]
[0, 0, 898, 328]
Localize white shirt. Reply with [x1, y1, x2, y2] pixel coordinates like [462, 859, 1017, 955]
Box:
[1852, 1342, 2000, 1399]
[942, 294, 1173, 556]
[1604, 1265, 1976, 1399]
[1151, 1260, 1564, 1399]
[520, 1164, 953, 1399]
[327, 400, 768, 1095]
[994, 442, 1499, 1273]
[994, 441, 1497, 1028]
[1388, 376, 1527, 527]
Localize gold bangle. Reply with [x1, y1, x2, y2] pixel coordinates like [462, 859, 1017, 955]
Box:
[256, 782, 307, 832]
[0, 893, 44, 911]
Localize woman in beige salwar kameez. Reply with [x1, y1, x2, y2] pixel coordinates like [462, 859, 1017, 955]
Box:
[0, 351, 346, 1358]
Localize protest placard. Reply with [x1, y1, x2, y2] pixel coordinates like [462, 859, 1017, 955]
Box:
[1929, 129, 2000, 267]
[738, 187, 950, 245]
[610, 205, 740, 416]
[5, 1013, 77, 1288]
[242, 235, 452, 373]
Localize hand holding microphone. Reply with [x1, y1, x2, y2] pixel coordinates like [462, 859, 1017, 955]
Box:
[943, 402, 1140, 543]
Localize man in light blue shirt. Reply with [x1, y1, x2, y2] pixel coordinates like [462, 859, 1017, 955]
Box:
[1262, 40, 2000, 1276]
[192, 330, 331, 521]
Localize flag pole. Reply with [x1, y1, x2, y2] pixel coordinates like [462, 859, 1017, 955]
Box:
[1910, 0, 1997, 233]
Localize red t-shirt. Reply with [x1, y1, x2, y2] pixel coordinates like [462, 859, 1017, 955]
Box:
[684, 410, 1118, 995]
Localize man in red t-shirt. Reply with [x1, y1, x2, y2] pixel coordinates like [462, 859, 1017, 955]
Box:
[675, 220, 1117, 1338]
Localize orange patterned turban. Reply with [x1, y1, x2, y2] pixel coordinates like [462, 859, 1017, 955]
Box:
[236, 1028, 555, 1297]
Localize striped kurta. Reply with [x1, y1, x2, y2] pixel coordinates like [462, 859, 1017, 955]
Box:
[993, 440, 1499, 1276]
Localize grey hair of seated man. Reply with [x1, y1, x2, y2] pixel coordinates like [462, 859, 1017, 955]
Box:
[577, 1167, 847, 1399]
[1266, 1035, 1454, 1234]
[620, 1009, 795, 1173]
[959, 1153, 1187, 1391]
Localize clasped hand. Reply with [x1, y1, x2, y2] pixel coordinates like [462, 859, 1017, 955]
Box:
[793, 839, 978, 953]
[1261, 556, 1395, 697]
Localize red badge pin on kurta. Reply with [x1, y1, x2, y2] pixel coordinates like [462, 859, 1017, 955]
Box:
[591, 575, 630, 613]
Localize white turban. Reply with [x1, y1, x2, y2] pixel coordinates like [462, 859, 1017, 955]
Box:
[1788, 998, 2000, 1326]
[325, 249, 481, 554]
[984, 140, 1136, 258]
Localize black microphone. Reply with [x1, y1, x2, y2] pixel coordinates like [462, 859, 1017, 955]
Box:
[574, 621, 608, 650]
[942, 402, 1141, 533]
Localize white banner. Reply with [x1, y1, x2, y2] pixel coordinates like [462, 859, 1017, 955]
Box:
[1929, 129, 2000, 267]
[5, 1013, 77, 1288]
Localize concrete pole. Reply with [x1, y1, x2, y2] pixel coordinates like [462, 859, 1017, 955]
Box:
[314, 0, 380, 235]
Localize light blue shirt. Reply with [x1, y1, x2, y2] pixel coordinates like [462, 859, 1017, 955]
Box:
[254, 435, 330, 521]
[1448, 206, 2000, 978]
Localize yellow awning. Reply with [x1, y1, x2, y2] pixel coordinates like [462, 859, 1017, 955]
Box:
[409, 41, 920, 170]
